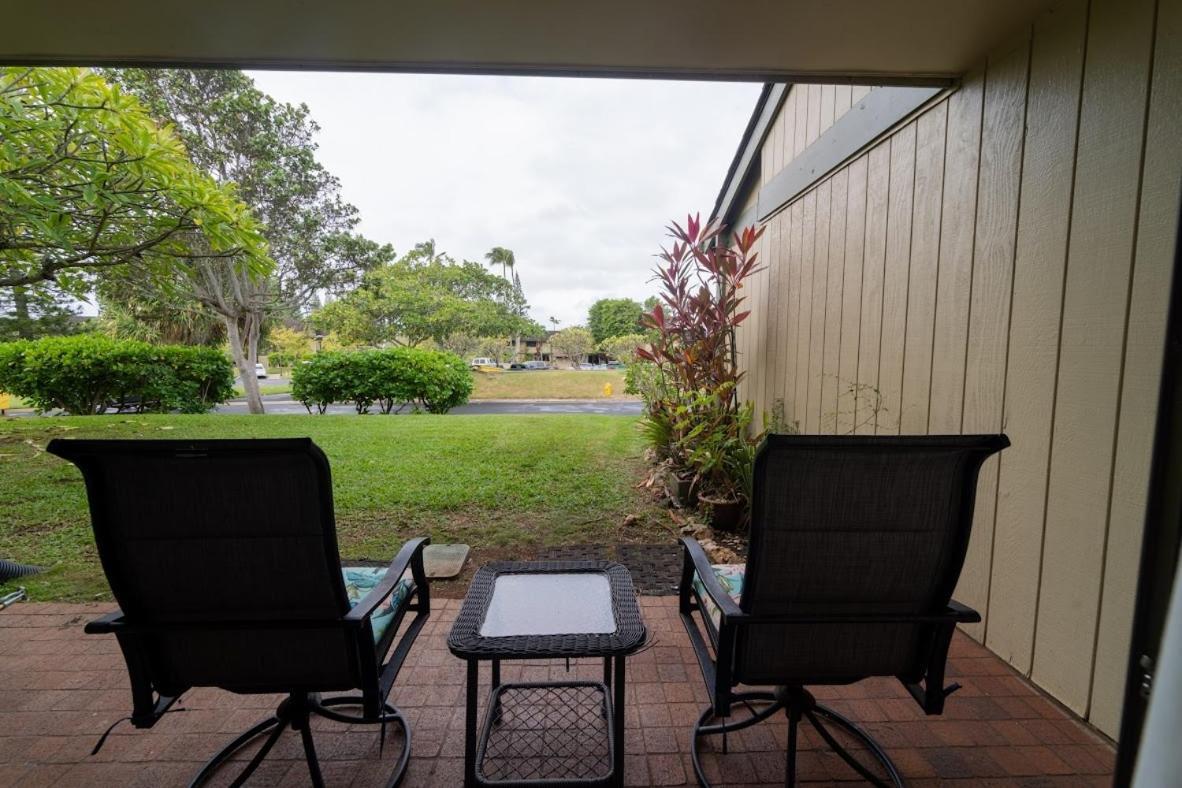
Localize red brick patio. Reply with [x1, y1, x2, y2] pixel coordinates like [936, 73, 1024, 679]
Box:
[0, 597, 1115, 786]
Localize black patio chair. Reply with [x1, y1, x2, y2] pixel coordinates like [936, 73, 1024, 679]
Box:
[47, 438, 431, 788]
[679, 433, 1009, 787]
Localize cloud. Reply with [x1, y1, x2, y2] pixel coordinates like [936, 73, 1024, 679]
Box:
[248, 71, 760, 327]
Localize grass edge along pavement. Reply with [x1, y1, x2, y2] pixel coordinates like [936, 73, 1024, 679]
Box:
[0, 413, 670, 601]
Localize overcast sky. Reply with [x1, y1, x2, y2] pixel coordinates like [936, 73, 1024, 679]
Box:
[247, 71, 760, 328]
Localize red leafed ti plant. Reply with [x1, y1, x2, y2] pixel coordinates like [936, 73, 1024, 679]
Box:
[636, 214, 764, 528]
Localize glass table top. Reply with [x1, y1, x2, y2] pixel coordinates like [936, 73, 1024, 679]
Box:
[479, 573, 617, 637]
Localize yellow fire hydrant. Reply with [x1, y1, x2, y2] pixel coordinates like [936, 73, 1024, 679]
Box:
[602, 382, 613, 397]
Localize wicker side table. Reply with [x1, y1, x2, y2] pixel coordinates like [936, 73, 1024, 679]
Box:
[448, 560, 646, 788]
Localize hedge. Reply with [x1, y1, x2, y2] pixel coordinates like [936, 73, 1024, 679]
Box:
[265, 351, 307, 369]
[0, 335, 235, 414]
[291, 347, 473, 414]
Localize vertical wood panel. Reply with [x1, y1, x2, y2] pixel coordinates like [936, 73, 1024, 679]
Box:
[780, 88, 798, 176]
[856, 144, 890, 434]
[900, 103, 948, 434]
[768, 113, 781, 183]
[834, 84, 853, 118]
[837, 156, 869, 434]
[822, 169, 849, 433]
[1091, 0, 1182, 735]
[794, 85, 808, 158]
[929, 70, 984, 435]
[958, 35, 1029, 641]
[764, 210, 786, 413]
[1034, 0, 1157, 715]
[806, 179, 833, 432]
[986, 0, 1086, 675]
[819, 84, 837, 137]
[851, 84, 872, 104]
[877, 121, 917, 434]
[806, 84, 822, 147]
[794, 191, 818, 427]
[785, 199, 805, 426]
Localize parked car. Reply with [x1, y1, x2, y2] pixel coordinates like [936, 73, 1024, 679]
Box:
[507, 362, 527, 370]
[523, 361, 550, 370]
[469, 357, 497, 369]
[255, 363, 268, 379]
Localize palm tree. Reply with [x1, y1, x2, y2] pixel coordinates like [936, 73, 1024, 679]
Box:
[484, 246, 516, 280]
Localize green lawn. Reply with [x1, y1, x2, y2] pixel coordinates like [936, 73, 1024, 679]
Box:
[0, 414, 669, 601]
[472, 370, 632, 400]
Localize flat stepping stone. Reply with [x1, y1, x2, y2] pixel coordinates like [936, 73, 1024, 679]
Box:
[423, 544, 470, 579]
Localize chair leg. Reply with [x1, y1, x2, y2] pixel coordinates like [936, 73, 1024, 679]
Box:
[687, 688, 905, 788]
[188, 692, 412, 788]
[785, 702, 801, 788]
[314, 695, 412, 788]
[806, 705, 903, 788]
[299, 719, 326, 788]
[689, 692, 784, 787]
[188, 715, 284, 788]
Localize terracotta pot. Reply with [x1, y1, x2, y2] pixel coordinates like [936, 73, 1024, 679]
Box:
[698, 493, 744, 532]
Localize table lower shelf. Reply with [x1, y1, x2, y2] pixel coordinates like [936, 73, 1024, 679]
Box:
[476, 681, 614, 787]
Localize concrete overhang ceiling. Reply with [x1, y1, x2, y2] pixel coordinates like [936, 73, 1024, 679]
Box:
[3, 0, 1053, 84]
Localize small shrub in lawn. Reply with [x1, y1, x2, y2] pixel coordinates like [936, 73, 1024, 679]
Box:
[0, 335, 234, 414]
[291, 348, 473, 414]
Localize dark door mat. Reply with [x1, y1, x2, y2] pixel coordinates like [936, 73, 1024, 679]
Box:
[536, 543, 682, 596]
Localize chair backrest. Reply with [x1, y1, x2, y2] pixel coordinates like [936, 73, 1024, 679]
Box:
[48, 438, 360, 694]
[735, 433, 1008, 685]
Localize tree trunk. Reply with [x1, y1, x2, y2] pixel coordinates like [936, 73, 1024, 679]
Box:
[12, 287, 31, 339]
[225, 317, 265, 414]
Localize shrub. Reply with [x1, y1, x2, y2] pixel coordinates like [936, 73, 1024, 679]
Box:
[265, 351, 307, 369]
[290, 351, 351, 414]
[400, 348, 473, 414]
[0, 334, 234, 414]
[291, 348, 473, 414]
[637, 214, 764, 514]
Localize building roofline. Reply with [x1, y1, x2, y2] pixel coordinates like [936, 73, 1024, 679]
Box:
[710, 82, 787, 230]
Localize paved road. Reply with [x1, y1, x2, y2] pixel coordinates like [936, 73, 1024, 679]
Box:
[215, 395, 643, 416]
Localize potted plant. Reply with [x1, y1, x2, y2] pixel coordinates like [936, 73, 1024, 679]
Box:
[677, 387, 755, 531]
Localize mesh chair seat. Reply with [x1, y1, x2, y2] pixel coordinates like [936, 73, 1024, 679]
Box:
[341, 567, 414, 643]
[691, 564, 744, 630]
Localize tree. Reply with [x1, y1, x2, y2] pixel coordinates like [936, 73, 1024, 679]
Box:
[550, 326, 595, 368]
[0, 285, 81, 341]
[106, 68, 387, 412]
[484, 246, 515, 280]
[587, 298, 643, 344]
[601, 332, 648, 362]
[0, 67, 267, 293]
[96, 287, 225, 346]
[311, 243, 535, 349]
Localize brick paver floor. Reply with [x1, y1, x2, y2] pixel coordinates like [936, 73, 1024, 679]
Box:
[0, 598, 1115, 786]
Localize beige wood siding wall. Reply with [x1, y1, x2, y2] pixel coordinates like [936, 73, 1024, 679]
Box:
[731, 0, 1181, 739]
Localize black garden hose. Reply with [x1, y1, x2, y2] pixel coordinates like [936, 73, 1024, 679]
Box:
[0, 559, 41, 584]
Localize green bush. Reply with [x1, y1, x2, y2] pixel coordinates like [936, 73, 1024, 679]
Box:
[291, 348, 473, 415]
[0, 335, 234, 414]
[265, 351, 306, 369]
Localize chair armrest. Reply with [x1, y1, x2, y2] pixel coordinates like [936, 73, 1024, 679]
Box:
[946, 599, 981, 623]
[344, 537, 430, 625]
[680, 537, 742, 621]
[85, 610, 126, 634]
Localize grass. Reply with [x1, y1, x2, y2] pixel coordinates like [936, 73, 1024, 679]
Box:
[0, 413, 669, 601]
[234, 383, 292, 396]
[471, 370, 632, 400]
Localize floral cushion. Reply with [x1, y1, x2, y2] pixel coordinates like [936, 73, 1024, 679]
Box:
[691, 563, 745, 630]
[342, 566, 414, 644]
